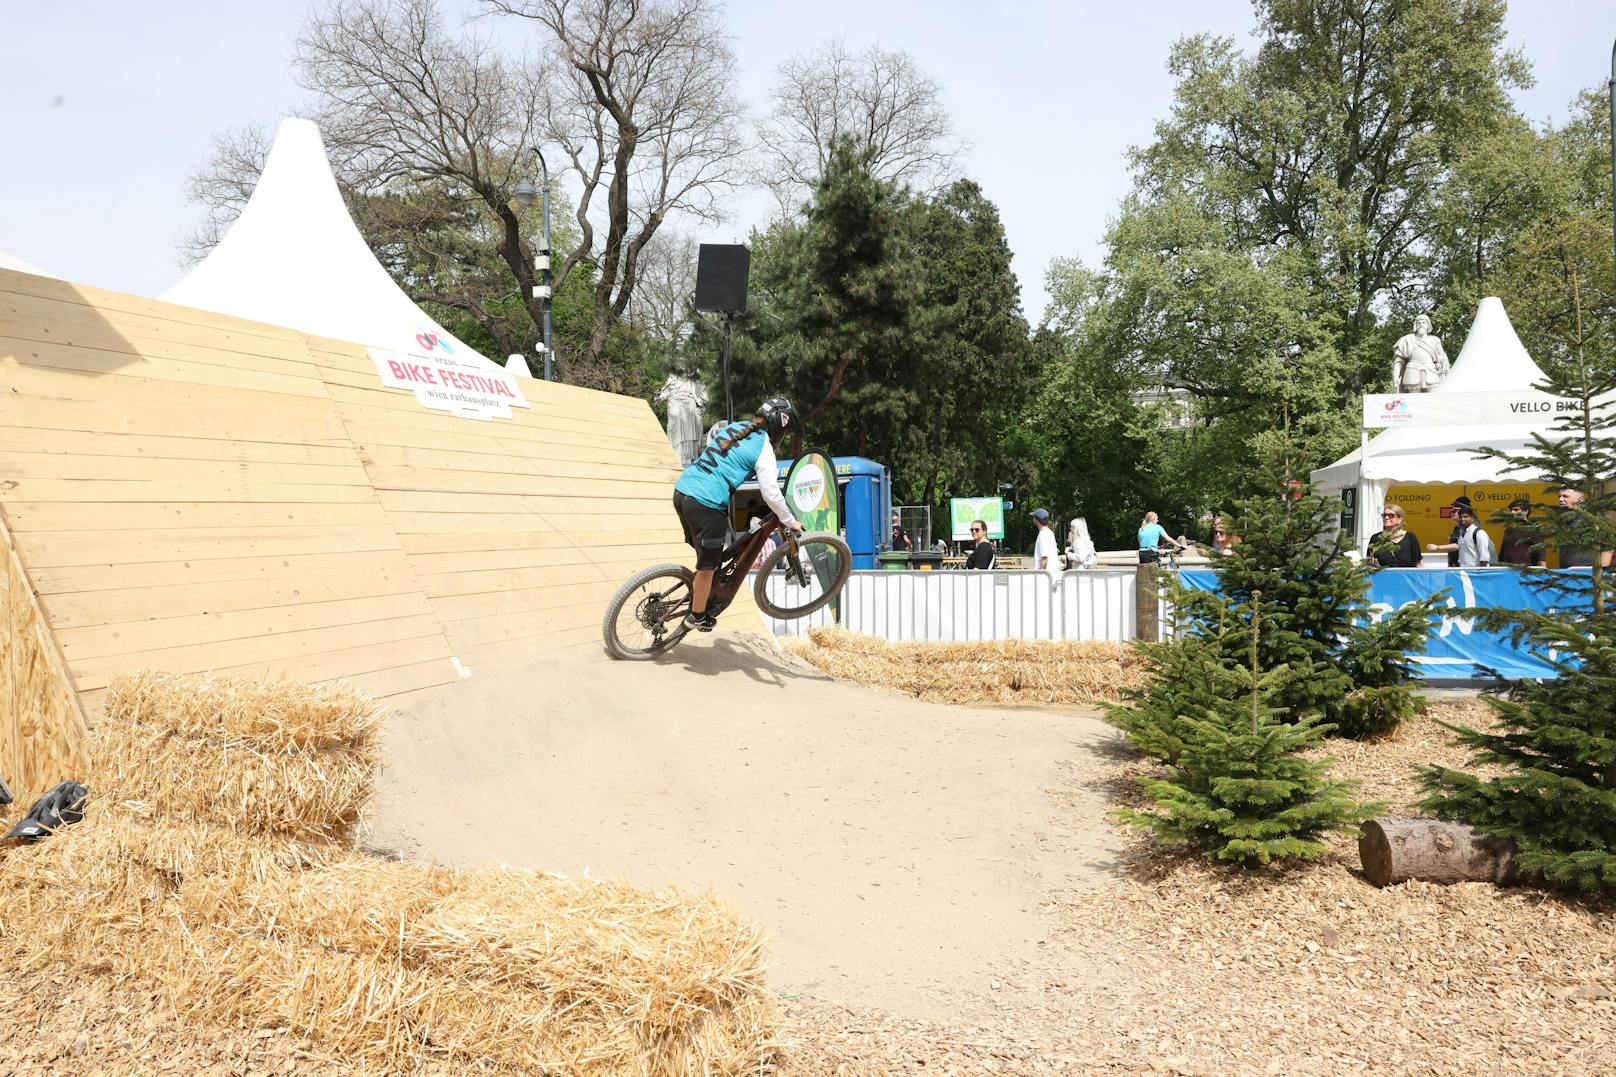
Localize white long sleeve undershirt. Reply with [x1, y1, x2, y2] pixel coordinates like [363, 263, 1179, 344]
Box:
[752, 438, 799, 528]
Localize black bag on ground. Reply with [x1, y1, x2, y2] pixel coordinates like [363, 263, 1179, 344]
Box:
[3, 781, 88, 844]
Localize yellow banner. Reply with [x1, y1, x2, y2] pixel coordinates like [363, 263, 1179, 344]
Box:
[1383, 482, 1563, 565]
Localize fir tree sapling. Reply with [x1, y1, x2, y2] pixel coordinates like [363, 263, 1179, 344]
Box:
[1420, 278, 1616, 892]
[1171, 445, 1440, 738]
[1116, 597, 1379, 864]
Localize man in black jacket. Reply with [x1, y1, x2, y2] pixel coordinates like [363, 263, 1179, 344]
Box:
[965, 520, 995, 569]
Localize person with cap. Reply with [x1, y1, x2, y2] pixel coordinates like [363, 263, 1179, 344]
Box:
[1425, 497, 1494, 568]
[1499, 498, 1546, 567]
[1031, 508, 1060, 578]
[1425, 496, 1474, 567]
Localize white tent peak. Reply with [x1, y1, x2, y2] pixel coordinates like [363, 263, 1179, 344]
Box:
[0, 249, 59, 279]
[163, 117, 492, 366]
[1435, 296, 1548, 395]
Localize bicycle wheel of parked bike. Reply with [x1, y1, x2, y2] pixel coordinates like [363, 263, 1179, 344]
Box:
[602, 563, 694, 660]
[752, 533, 853, 619]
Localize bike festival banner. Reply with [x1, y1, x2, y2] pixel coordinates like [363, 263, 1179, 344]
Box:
[785, 449, 842, 610]
[949, 497, 1005, 541]
[1361, 390, 1581, 429]
[368, 329, 530, 421]
[1178, 568, 1585, 680]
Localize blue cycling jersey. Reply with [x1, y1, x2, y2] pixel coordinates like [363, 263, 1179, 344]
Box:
[674, 422, 765, 511]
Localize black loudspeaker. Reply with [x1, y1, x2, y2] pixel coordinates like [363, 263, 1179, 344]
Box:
[694, 244, 750, 313]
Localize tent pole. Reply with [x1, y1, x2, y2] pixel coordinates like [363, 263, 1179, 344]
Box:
[1358, 426, 1370, 554]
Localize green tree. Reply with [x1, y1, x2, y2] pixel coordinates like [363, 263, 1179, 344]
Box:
[1113, 601, 1377, 864]
[1172, 443, 1438, 738]
[1049, 0, 1530, 505]
[1420, 327, 1616, 892]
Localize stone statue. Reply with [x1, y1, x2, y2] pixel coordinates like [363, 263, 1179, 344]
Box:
[1392, 314, 1450, 393]
[655, 373, 709, 465]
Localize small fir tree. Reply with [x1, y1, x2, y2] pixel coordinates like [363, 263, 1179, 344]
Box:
[1419, 271, 1616, 892]
[1116, 599, 1378, 864]
[1173, 442, 1439, 738]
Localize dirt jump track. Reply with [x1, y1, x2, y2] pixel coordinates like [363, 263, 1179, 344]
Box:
[364, 630, 1120, 1023]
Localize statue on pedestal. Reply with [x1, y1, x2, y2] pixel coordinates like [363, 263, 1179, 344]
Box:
[655, 373, 709, 465]
[1392, 314, 1450, 393]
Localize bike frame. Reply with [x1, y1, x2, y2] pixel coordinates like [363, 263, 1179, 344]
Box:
[705, 518, 787, 617]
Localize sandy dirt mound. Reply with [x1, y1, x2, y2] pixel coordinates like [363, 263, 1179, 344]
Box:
[362, 631, 1120, 1023]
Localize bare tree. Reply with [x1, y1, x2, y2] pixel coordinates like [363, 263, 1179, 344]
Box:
[624, 227, 699, 348]
[757, 37, 964, 212]
[485, 0, 748, 377]
[180, 122, 273, 266]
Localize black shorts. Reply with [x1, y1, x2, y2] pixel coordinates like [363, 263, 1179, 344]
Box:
[674, 491, 729, 570]
[1138, 549, 1160, 564]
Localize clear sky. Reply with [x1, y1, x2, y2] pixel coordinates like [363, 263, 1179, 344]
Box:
[2, 0, 1610, 321]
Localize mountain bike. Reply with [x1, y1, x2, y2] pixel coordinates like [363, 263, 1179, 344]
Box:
[602, 518, 852, 660]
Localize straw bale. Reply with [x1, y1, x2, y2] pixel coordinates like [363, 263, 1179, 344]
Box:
[786, 626, 1146, 705]
[91, 716, 376, 841]
[165, 861, 781, 1074]
[105, 670, 383, 751]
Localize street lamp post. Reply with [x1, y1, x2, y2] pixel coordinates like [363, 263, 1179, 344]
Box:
[512, 148, 555, 381]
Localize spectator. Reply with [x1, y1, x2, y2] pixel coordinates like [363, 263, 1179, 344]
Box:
[1031, 508, 1060, 578]
[965, 520, 995, 569]
[1066, 517, 1098, 569]
[1137, 511, 1183, 564]
[891, 513, 913, 552]
[1498, 498, 1546, 567]
[1427, 502, 1494, 567]
[1370, 503, 1421, 567]
[1437, 496, 1473, 567]
[1211, 516, 1240, 557]
[1554, 487, 1612, 568]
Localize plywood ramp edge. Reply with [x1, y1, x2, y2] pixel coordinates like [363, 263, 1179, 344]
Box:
[0, 503, 90, 804]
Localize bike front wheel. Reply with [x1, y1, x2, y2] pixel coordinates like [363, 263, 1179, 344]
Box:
[603, 563, 694, 660]
[753, 533, 852, 619]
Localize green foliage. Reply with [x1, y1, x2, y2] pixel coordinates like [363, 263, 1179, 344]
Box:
[1173, 444, 1437, 738]
[732, 138, 1034, 517]
[1419, 326, 1616, 894]
[1112, 603, 1377, 864]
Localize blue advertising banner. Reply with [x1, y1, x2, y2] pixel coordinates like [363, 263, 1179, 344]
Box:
[1177, 568, 1588, 681]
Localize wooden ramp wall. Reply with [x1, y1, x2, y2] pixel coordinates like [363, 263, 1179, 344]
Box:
[0, 268, 730, 747]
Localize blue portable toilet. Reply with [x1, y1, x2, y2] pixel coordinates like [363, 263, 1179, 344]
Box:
[735, 455, 890, 570]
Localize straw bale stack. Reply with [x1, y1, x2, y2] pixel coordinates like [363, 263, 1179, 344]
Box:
[787, 626, 1147, 705]
[96, 671, 383, 841]
[159, 862, 782, 1074]
[0, 669, 784, 1074]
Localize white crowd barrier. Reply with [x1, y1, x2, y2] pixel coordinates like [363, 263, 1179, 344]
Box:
[756, 569, 1138, 643]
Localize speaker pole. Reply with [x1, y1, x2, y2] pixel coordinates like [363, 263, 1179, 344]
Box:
[722, 311, 734, 422]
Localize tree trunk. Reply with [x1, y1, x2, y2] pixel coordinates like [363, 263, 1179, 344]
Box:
[1357, 818, 1518, 888]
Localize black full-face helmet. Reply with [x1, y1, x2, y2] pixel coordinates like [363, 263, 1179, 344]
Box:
[759, 397, 797, 442]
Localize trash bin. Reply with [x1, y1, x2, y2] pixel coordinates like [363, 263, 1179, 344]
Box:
[876, 551, 909, 571]
[909, 551, 943, 571]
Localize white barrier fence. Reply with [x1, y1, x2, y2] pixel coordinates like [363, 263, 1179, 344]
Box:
[757, 569, 1139, 643]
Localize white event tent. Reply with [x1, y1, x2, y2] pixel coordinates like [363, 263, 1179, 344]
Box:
[1311, 297, 1554, 549]
[163, 118, 498, 370]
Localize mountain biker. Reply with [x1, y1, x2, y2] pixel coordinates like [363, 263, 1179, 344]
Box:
[672, 397, 804, 632]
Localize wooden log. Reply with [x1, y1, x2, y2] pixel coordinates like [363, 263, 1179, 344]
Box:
[1358, 818, 1519, 887]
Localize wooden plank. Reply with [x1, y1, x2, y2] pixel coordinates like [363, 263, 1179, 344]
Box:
[384, 510, 680, 535]
[0, 395, 353, 445]
[0, 363, 341, 418]
[430, 579, 640, 622]
[69, 613, 447, 691]
[0, 452, 372, 487]
[359, 440, 678, 477]
[30, 551, 401, 594]
[324, 659, 460, 700]
[418, 558, 664, 599]
[0, 428, 365, 468]
[0, 334, 329, 395]
[408, 541, 683, 576]
[362, 465, 672, 500]
[17, 526, 404, 569]
[375, 489, 682, 516]
[398, 527, 678, 555]
[40, 567, 422, 630]
[57, 592, 438, 662]
[1, 479, 379, 505]
[331, 396, 665, 448]
[5, 501, 389, 533]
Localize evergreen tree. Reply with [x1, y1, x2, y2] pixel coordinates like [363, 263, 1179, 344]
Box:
[1419, 283, 1616, 893]
[1172, 443, 1439, 738]
[1115, 599, 1377, 864]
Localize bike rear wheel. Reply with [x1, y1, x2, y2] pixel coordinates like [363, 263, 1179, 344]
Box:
[753, 533, 852, 619]
[603, 563, 694, 660]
